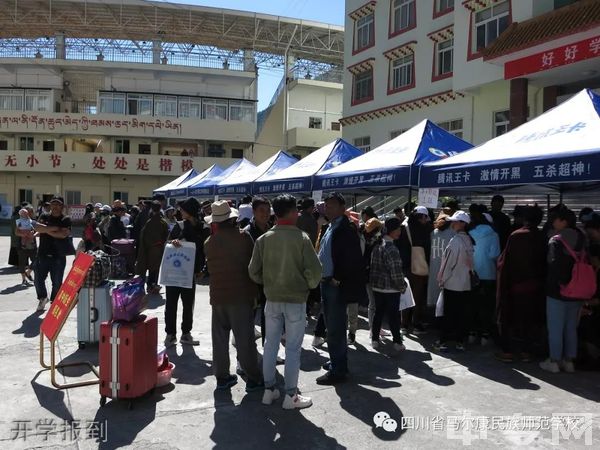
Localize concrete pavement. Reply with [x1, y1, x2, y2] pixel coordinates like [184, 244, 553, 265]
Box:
[0, 236, 598, 449]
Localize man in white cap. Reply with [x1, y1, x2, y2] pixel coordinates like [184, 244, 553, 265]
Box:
[204, 200, 264, 392]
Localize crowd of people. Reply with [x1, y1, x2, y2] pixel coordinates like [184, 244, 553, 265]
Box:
[8, 191, 600, 409]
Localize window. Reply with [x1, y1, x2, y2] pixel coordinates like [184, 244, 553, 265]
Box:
[494, 110, 510, 137]
[355, 13, 374, 52]
[331, 122, 341, 131]
[390, 129, 407, 139]
[127, 93, 153, 116]
[19, 189, 33, 205]
[115, 140, 130, 154]
[76, 102, 97, 115]
[208, 143, 225, 157]
[354, 136, 371, 152]
[309, 117, 323, 129]
[19, 137, 34, 151]
[391, 0, 416, 35]
[231, 149, 244, 159]
[138, 144, 151, 155]
[42, 140, 54, 152]
[390, 55, 414, 92]
[0, 140, 7, 150]
[436, 38, 454, 77]
[202, 99, 228, 120]
[65, 191, 81, 206]
[353, 70, 373, 104]
[474, 1, 510, 52]
[99, 92, 126, 114]
[229, 100, 254, 122]
[154, 95, 177, 117]
[435, 0, 454, 15]
[113, 192, 129, 204]
[178, 97, 202, 118]
[437, 119, 464, 139]
[0, 89, 24, 111]
[24, 90, 50, 112]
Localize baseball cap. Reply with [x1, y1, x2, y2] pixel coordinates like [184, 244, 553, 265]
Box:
[101, 205, 112, 213]
[413, 206, 429, 217]
[49, 196, 64, 205]
[447, 210, 471, 224]
[94, 203, 102, 208]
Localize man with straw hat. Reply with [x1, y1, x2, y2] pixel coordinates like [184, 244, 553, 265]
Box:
[205, 200, 263, 392]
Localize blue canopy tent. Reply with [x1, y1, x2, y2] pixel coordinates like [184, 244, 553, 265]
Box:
[253, 139, 363, 195]
[419, 89, 600, 194]
[167, 165, 223, 198]
[188, 158, 256, 197]
[216, 151, 298, 196]
[314, 120, 473, 194]
[153, 168, 199, 196]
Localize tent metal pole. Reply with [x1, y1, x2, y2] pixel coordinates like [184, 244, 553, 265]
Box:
[559, 187, 564, 204]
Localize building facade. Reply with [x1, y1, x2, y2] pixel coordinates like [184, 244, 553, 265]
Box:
[0, 0, 344, 213]
[342, 0, 600, 151]
[254, 74, 343, 163]
[0, 51, 255, 210]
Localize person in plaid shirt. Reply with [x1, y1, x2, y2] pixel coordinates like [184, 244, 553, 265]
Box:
[369, 218, 408, 351]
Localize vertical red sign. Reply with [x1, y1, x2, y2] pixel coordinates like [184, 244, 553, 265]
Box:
[40, 253, 95, 341]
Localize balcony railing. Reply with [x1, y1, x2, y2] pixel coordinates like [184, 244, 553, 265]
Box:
[0, 38, 247, 71]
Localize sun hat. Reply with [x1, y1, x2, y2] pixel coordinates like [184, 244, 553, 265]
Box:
[204, 200, 239, 224]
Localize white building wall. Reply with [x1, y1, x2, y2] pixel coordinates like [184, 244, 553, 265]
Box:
[288, 81, 343, 131]
[342, 0, 553, 149]
[254, 78, 343, 163]
[343, 95, 473, 150]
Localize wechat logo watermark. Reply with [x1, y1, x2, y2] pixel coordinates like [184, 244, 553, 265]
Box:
[373, 412, 398, 433]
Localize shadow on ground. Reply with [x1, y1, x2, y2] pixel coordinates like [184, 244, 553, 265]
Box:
[211, 390, 343, 449]
[1, 282, 33, 295]
[12, 310, 44, 338]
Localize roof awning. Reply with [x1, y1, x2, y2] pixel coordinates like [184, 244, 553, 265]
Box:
[347, 58, 376, 75]
[349, 1, 377, 20]
[383, 41, 417, 60]
[462, 0, 506, 13]
[428, 26, 453, 44]
[483, 0, 600, 61]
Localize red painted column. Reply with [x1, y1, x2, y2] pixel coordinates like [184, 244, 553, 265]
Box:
[509, 78, 528, 130]
[543, 86, 559, 112]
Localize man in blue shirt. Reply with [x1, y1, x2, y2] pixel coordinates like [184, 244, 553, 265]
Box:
[316, 192, 366, 385]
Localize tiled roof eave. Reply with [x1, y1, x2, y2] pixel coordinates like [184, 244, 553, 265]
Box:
[483, 0, 600, 59]
[340, 91, 466, 126]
